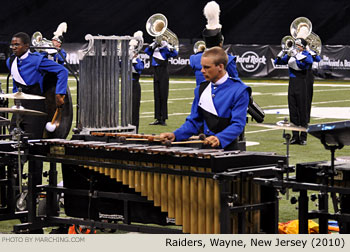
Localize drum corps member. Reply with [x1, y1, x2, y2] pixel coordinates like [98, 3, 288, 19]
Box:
[160, 47, 250, 151]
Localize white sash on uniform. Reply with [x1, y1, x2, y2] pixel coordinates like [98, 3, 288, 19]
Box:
[198, 83, 218, 116]
[11, 57, 28, 85]
[288, 52, 307, 71]
[152, 48, 165, 60]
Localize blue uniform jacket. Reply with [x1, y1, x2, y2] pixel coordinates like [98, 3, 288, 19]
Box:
[144, 46, 178, 66]
[53, 48, 67, 65]
[274, 50, 313, 78]
[6, 51, 68, 94]
[227, 55, 239, 79]
[189, 52, 205, 86]
[190, 53, 239, 86]
[309, 50, 321, 63]
[132, 58, 144, 75]
[174, 77, 250, 148]
[132, 57, 144, 81]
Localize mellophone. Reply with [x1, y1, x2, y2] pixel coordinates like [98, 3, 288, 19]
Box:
[27, 133, 286, 234]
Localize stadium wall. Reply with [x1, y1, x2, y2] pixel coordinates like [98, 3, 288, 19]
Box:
[1, 43, 349, 79]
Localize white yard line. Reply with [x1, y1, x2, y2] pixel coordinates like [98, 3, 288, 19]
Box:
[141, 97, 193, 103]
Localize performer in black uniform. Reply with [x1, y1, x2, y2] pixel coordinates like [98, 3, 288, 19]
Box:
[129, 31, 144, 133]
[306, 48, 321, 123]
[275, 38, 313, 145]
[144, 40, 178, 126]
[131, 54, 144, 133]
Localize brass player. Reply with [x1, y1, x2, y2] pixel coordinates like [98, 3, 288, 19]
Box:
[275, 38, 313, 145]
[145, 35, 178, 126]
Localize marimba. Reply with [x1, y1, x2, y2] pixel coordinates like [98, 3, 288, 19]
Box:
[26, 134, 286, 234]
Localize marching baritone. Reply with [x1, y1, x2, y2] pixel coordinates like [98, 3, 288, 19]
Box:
[160, 47, 250, 151]
[51, 22, 68, 65]
[145, 40, 178, 126]
[130, 31, 145, 133]
[40, 22, 68, 65]
[51, 32, 67, 65]
[131, 53, 144, 133]
[274, 38, 313, 145]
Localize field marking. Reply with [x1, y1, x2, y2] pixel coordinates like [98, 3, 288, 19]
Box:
[141, 88, 195, 93]
[264, 107, 350, 120]
[139, 79, 350, 88]
[139, 79, 350, 87]
[141, 97, 193, 103]
[245, 128, 279, 134]
[261, 99, 350, 109]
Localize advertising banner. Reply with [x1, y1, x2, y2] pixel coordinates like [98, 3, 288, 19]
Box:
[2, 43, 350, 80]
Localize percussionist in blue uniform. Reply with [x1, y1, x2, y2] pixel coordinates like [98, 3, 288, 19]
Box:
[160, 47, 250, 150]
[6, 32, 68, 200]
[274, 38, 313, 145]
[7, 32, 68, 139]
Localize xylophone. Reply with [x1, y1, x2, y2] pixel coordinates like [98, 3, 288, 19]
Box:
[27, 133, 286, 234]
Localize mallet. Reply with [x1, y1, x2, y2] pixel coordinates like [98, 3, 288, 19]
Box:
[45, 108, 60, 132]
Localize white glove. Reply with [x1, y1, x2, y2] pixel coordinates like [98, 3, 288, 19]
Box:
[150, 42, 157, 49]
[167, 45, 175, 51]
[289, 49, 297, 57]
[277, 50, 285, 58]
[309, 50, 317, 56]
[160, 40, 168, 48]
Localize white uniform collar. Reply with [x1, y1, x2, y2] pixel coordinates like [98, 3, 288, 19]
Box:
[19, 51, 29, 60]
[212, 72, 228, 85]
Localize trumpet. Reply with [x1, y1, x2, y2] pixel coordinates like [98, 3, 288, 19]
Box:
[193, 40, 206, 54]
[146, 13, 179, 51]
[31, 31, 57, 54]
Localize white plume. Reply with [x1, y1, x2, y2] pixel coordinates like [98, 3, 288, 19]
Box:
[130, 30, 143, 46]
[203, 1, 222, 30]
[133, 31, 143, 39]
[53, 22, 68, 37]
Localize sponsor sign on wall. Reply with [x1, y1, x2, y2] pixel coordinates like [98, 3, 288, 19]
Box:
[2, 43, 350, 79]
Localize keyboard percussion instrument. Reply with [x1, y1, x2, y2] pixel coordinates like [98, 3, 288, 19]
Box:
[21, 133, 286, 234]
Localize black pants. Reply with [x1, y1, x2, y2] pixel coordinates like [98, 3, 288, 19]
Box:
[288, 75, 308, 141]
[132, 76, 141, 133]
[306, 69, 314, 123]
[153, 65, 169, 121]
[10, 83, 47, 139]
[10, 83, 46, 185]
